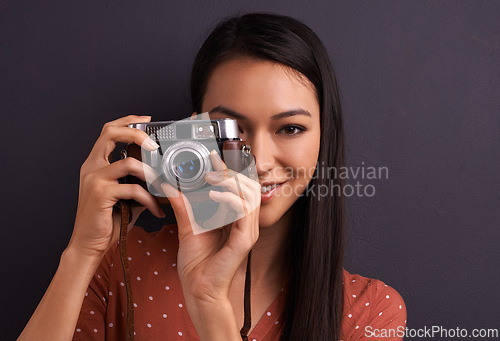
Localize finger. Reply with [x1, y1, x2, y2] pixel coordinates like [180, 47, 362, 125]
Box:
[109, 183, 165, 218]
[205, 172, 252, 202]
[210, 149, 228, 172]
[91, 157, 166, 210]
[120, 157, 165, 195]
[88, 115, 152, 165]
[102, 115, 152, 163]
[90, 125, 159, 166]
[190, 112, 211, 120]
[208, 190, 255, 216]
[160, 183, 197, 239]
[102, 115, 152, 129]
[212, 209, 260, 262]
[205, 170, 261, 204]
[96, 157, 158, 187]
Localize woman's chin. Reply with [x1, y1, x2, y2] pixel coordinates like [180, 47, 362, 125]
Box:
[258, 216, 278, 229]
[258, 202, 293, 230]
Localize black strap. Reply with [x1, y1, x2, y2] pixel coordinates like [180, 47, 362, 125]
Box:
[239, 250, 252, 340]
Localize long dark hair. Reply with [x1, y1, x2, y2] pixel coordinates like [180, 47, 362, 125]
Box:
[190, 13, 346, 341]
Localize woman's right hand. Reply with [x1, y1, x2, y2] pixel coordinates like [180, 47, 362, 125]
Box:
[68, 115, 166, 258]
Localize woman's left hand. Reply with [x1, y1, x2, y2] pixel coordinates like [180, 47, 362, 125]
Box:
[161, 150, 261, 304]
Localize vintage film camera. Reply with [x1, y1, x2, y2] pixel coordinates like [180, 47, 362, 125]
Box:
[120, 117, 257, 231]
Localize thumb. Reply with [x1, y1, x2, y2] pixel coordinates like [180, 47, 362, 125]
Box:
[161, 183, 196, 238]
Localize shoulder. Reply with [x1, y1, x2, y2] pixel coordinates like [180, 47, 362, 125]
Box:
[341, 268, 407, 340]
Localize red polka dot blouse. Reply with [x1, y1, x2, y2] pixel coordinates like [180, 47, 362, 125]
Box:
[73, 224, 407, 340]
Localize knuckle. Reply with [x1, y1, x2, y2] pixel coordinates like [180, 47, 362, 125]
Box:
[243, 191, 254, 204]
[92, 184, 106, 197]
[134, 129, 149, 144]
[252, 234, 259, 245]
[242, 238, 255, 252]
[225, 176, 237, 188]
[81, 168, 95, 185]
[80, 162, 89, 177]
[88, 177, 105, 196]
[131, 184, 145, 197]
[84, 171, 97, 185]
[249, 229, 259, 245]
[102, 121, 111, 131]
[122, 156, 137, 168]
[101, 124, 114, 136]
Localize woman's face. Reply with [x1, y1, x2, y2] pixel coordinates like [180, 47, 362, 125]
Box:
[202, 58, 321, 228]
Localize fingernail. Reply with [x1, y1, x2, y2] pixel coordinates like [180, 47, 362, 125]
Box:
[143, 137, 160, 151]
[211, 149, 223, 163]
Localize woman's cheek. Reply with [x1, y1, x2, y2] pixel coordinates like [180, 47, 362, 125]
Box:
[288, 140, 320, 176]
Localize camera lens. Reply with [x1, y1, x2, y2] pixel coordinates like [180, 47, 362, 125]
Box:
[172, 151, 201, 181]
[162, 140, 211, 192]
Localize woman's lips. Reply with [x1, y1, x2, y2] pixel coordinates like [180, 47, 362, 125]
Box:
[260, 181, 287, 202]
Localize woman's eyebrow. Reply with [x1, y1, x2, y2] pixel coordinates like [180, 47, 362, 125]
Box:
[272, 109, 311, 119]
[209, 106, 246, 119]
[209, 105, 312, 120]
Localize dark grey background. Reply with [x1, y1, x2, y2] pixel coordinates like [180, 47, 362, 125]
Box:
[1, 1, 499, 340]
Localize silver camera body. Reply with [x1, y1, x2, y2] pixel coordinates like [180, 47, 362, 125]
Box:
[126, 118, 255, 197]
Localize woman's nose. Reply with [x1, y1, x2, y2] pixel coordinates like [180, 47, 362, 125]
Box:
[246, 133, 275, 177]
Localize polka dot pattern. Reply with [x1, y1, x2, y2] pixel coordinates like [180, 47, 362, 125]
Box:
[340, 270, 407, 340]
[73, 224, 406, 341]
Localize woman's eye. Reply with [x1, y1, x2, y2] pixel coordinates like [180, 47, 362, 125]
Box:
[279, 125, 306, 136]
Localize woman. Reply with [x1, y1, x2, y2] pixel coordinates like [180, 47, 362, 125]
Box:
[20, 13, 406, 340]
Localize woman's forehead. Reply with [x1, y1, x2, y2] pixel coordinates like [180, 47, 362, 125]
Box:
[202, 58, 319, 119]
[211, 57, 316, 92]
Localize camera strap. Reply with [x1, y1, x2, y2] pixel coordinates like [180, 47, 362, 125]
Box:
[118, 200, 135, 341]
[118, 200, 253, 341]
[239, 249, 252, 340]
